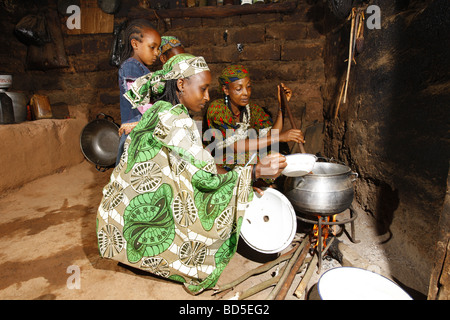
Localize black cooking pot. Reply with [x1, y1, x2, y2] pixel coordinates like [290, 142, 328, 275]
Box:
[80, 113, 119, 171]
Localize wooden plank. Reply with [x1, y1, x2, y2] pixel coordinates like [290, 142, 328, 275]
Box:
[66, 0, 114, 35]
[27, 10, 69, 70]
[128, 1, 297, 20]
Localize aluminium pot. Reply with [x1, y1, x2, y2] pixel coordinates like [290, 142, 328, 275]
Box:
[284, 161, 358, 216]
[0, 90, 14, 124]
[7, 91, 27, 123]
[80, 113, 119, 171]
[0, 75, 27, 123]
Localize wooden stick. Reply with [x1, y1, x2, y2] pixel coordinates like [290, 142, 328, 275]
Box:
[234, 256, 312, 300]
[294, 253, 319, 299]
[213, 242, 299, 294]
[274, 240, 310, 300]
[280, 88, 306, 153]
[343, 8, 356, 104]
[266, 236, 310, 300]
[334, 79, 346, 119]
[238, 265, 286, 300]
[352, 11, 360, 62]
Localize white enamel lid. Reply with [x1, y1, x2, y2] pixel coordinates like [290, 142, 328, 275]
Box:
[240, 188, 297, 254]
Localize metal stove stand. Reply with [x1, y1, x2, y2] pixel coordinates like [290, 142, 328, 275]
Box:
[296, 204, 359, 273]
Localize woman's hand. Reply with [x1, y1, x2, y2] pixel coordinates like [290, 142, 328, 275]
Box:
[252, 179, 275, 196]
[254, 153, 287, 181]
[277, 83, 293, 105]
[279, 128, 305, 144]
[118, 121, 139, 136]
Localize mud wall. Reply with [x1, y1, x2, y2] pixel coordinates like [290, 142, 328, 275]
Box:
[0, 119, 87, 193]
[0, 0, 326, 133]
[0, 0, 327, 191]
[323, 0, 450, 294]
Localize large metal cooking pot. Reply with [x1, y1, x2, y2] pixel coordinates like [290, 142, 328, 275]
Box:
[80, 113, 119, 171]
[284, 161, 358, 216]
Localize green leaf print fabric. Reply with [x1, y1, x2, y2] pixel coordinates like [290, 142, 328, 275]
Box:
[123, 184, 175, 263]
[96, 100, 254, 294]
[192, 170, 238, 231]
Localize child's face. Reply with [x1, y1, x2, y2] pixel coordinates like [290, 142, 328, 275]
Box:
[132, 28, 161, 66]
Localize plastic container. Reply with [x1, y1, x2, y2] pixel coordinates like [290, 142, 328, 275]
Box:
[30, 94, 52, 119]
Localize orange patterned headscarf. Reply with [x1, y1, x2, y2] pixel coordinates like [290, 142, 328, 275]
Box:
[218, 64, 250, 87]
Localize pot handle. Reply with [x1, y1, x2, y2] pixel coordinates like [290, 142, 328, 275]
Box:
[294, 176, 306, 189]
[350, 171, 358, 182]
[317, 156, 347, 166]
[95, 164, 108, 172]
[96, 112, 115, 123]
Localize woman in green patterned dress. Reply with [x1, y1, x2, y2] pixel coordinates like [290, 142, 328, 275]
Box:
[205, 65, 305, 177]
[96, 54, 287, 294]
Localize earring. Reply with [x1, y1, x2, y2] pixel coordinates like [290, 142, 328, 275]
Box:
[224, 95, 229, 105]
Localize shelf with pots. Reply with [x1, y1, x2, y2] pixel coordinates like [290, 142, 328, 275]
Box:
[128, 1, 297, 20]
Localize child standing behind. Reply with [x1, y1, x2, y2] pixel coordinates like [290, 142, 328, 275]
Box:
[159, 35, 185, 64]
[116, 19, 161, 165]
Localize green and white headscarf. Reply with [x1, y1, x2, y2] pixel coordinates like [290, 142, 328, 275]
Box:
[160, 35, 183, 55]
[124, 53, 209, 109]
